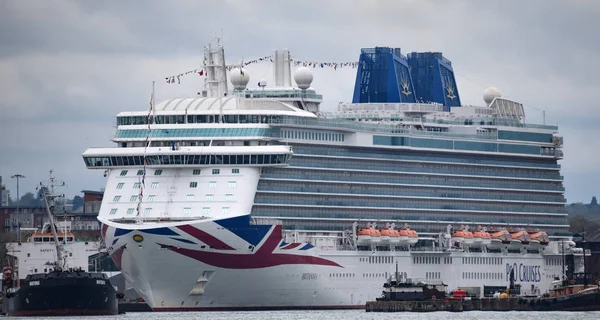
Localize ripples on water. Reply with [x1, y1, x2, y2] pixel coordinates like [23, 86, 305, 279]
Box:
[5, 310, 600, 320]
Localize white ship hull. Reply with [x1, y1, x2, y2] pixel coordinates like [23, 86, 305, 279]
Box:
[101, 215, 561, 311]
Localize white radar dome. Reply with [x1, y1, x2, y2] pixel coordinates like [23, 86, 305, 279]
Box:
[230, 68, 250, 90]
[294, 67, 313, 90]
[483, 87, 501, 105]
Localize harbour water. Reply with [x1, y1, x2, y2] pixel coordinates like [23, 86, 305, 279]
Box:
[3, 310, 600, 320]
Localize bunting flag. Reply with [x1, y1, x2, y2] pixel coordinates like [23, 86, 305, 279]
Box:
[163, 55, 358, 84]
[164, 55, 272, 84]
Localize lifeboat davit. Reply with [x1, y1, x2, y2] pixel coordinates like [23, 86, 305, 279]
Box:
[398, 225, 418, 246]
[488, 229, 512, 249]
[472, 228, 492, 247]
[357, 228, 372, 246]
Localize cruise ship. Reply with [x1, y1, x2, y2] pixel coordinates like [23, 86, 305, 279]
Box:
[82, 42, 581, 310]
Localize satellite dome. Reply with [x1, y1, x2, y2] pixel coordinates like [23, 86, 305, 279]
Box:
[294, 67, 313, 90]
[230, 68, 249, 90]
[483, 87, 501, 105]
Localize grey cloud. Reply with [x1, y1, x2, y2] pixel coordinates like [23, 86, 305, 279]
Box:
[0, 0, 599, 202]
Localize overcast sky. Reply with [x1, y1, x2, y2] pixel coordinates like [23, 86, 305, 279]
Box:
[0, 0, 598, 203]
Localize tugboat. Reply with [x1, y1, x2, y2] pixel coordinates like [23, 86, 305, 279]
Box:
[376, 262, 447, 302]
[1, 171, 120, 316]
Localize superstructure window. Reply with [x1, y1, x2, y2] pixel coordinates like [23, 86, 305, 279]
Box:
[120, 170, 128, 176]
[212, 169, 220, 175]
[222, 207, 230, 214]
[183, 207, 192, 214]
[190, 182, 198, 188]
[137, 170, 144, 175]
[154, 169, 163, 176]
[202, 207, 210, 214]
[126, 208, 134, 215]
[205, 194, 214, 201]
[117, 183, 124, 189]
[186, 194, 194, 201]
[225, 194, 233, 201]
[147, 195, 156, 201]
[133, 183, 141, 189]
[193, 169, 201, 175]
[113, 196, 121, 202]
[130, 195, 138, 201]
[151, 182, 159, 188]
[209, 181, 217, 188]
[144, 208, 153, 215]
[232, 168, 240, 174]
[109, 209, 118, 215]
[228, 181, 236, 188]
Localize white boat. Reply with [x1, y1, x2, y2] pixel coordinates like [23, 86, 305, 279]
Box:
[83, 41, 574, 310]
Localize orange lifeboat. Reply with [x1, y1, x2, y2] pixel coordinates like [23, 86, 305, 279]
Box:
[451, 227, 466, 244]
[511, 230, 531, 245]
[370, 228, 382, 245]
[529, 231, 550, 245]
[488, 228, 512, 249]
[357, 228, 372, 246]
[380, 228, 399, 244]
[472, 227, 492, 247]
[462, 229, 475, 246]
[398, 224, 418, 246]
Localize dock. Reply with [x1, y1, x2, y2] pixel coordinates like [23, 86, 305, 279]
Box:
[366, 288, 600, 312]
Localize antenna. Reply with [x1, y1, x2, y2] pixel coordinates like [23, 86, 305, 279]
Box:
[39, 170, 67, 271]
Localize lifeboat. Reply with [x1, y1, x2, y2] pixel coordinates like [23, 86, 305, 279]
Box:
[451, 230, 465, 244]
[509, 230, 530, 249]
[528, 230, 550, 249]
[370, 228, 382, 245]
[462, 229, 475, 246]
[472, 227, 492, 247]
[531, 231, 550, 245]
[357, 228, 372, 246]
[488, 228, 512, 249]
[398, 225, 418, 246]
[380, 228, 400, 244]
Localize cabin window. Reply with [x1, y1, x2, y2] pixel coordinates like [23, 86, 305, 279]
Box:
[144, 208, 153, 215]
[225, 194, 233, 201]
[193, 169, 201, 175]
[137, 170, 144, 175]
[133, 183, 141, 189]
[186, 194, 194, 201]
[202, 207, 210, 214]
[120, 170, 128, 176]
[151, 182, 159, 188]
[117, 183, 124, 189]
[154, 169, 163, 176]
[109, 209, 118, 215]
[232, 168, 240, 174]
[228, 181, 236, 188]
[209, 181, 216, 188]
[222, 207, 230, 214]
[130, 195, 138, 202]
[205, 194, 214, 201]
[147, 195, 156, 201]
[126, 208, 134, 215]
[113, 196, 121, 202]
[212, 169, 220, 175]
[183, 208, 192, 214]
[190, 182, 198, 188]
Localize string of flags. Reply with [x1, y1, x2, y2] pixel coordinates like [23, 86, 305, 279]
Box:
[164, 55, 359, 84]
[164, 55, 272, 84]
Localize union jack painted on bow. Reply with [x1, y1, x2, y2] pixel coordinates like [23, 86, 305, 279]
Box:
[102, 215, 342, 270]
